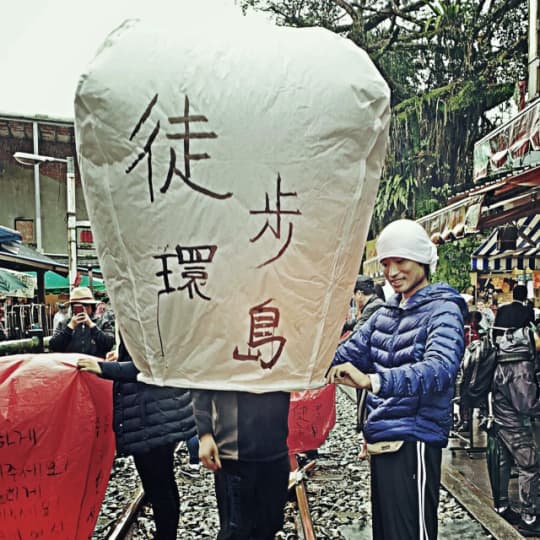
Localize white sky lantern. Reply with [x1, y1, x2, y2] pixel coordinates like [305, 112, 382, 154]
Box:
[74, 1, 391, 392]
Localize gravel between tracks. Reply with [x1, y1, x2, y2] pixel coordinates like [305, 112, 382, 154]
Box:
[92, 388, 491, 539]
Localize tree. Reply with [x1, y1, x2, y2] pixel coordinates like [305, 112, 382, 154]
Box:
[241, 0, 528, 230]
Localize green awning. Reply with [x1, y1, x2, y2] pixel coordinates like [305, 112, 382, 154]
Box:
[26, 271, 106, 294]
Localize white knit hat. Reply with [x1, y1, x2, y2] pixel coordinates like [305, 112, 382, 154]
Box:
[376, 219, 438, 273]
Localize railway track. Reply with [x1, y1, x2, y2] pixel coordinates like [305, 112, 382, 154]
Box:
[93, 387, 497, 539]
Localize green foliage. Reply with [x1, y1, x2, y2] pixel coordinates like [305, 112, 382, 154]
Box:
[432, 236, 482, 291]
[241, 0, 528, 236]
[372, 174, 418, 231]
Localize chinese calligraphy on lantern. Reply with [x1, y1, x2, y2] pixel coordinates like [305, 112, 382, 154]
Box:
[233, 299, 286, 369]
[154, 244, 217, 301]
[250, 173, 302, 268]
[126, 94, 232, 202]
[127, 94, 303, 370]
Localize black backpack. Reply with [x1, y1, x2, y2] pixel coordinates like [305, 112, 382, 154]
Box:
[456, 335, 498, 408]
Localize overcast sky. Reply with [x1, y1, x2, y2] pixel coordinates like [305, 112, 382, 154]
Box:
[0, 0, 241, 119]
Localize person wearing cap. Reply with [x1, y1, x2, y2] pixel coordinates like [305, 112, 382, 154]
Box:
[327, 219, 467, 540]
[49, 286, 114, 358]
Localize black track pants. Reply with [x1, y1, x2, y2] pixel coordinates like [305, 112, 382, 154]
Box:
[370, 441, 442, 540]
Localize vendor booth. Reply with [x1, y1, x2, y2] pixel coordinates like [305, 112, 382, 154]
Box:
[471, 214, 540, 306]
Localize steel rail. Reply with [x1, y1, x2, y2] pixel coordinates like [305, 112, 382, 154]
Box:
[105, 486, 145, 540]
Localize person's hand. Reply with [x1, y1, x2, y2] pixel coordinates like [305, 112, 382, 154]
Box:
[79, 311, 96, 328]
[105, 350, 118, 362]
[326, 362, 372, 390]
[358, 439, 368, 460]
[68, 313, 82, 330]
[77, 357, 102, 375]
[199, 433, 222, 471]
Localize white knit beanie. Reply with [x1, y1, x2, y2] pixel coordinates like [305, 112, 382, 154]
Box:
[376, 219, 438, 273]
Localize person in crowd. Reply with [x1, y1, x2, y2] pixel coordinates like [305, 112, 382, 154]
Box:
[49, 286, 114, 358]
[454, 310, 484, 433]
[488, 284, 540, 535]
[52, 302, 68, 334]
[192, 389, 290, 540]
[78, 338, 196, 540]
[342, 275, 385, 337]
[477, 293, 495, 334]
[327, 219, 466, 540]
[341, 275, 386, 433]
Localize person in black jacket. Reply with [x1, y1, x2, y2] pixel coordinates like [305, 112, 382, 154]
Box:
[488, 284, 540, 535]
[78, 339, 196, 540]
[50, 286, 114, 358]
[193, 390, 290, 540]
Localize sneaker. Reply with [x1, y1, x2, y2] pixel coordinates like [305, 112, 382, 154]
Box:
[495, 507, 520, 525]
[518, 517, 540, 537]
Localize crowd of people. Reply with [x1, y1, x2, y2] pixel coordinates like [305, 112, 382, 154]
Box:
[450, 281, 540, 536]
[14, 217, 537, 540]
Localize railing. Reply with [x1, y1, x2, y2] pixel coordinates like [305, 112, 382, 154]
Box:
[0, 332, 51, 356]
[3, 303, 52, 340]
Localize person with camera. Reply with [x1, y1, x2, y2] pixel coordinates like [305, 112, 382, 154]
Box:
[49, 286, 114, 358]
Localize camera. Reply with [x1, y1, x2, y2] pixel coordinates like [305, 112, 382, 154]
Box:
[72, 304, 84, 315]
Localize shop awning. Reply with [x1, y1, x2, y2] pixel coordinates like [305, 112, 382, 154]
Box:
[471, 214, 540, 272]
[28, 271, 106, 293]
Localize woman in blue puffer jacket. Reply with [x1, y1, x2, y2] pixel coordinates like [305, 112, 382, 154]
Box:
[328, 219, 466, 540]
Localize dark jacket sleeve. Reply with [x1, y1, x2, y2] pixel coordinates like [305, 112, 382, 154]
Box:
[48, 325, 73, 352]
[355, 297, 384, 329]
[91, 325, 115, 357]
[99, 360, 139, 382]
[191, 390, 214, 437]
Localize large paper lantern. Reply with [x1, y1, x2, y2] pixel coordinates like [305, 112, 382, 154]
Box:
[75, 1, 390, 391]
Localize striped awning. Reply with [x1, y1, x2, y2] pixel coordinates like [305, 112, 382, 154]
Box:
[471, 214, 540, 271]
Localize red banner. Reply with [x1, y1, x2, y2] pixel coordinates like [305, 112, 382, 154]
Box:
[287, 384, 336, 454]
[0, 354, 115, 540]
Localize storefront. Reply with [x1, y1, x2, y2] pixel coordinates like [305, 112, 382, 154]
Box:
[471, 214, 539, 306]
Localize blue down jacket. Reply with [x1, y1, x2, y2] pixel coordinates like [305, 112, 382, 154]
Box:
[333, 283, 466, 447]
[99, 344, 196, 456]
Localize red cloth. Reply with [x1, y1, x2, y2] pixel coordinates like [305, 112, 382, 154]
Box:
[287, 385, 336, 454]
[0, 354, 115, 539]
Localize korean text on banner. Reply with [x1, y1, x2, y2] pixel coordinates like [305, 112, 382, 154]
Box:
[75, 1, 391, 391]
[0, 354, 115, 539]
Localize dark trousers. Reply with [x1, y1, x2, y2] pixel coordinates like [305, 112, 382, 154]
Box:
[371, 441, 441, 540]
[492, 361, 540, 515]
[133, 443, 179, 540]
[214, 456, 290, 540]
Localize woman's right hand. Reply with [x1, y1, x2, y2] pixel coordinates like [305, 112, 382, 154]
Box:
[77, 357, 102, 375]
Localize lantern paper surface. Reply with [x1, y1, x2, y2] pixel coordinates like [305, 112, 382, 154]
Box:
[75, 1, 390, 391]
[287, 385, 336, 454]
[0, 354, 115, 540]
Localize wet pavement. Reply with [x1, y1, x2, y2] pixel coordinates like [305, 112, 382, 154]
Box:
[443, 413, 539, 539]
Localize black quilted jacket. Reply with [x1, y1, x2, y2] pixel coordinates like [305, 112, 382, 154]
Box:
[99, 342, 196, 456]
